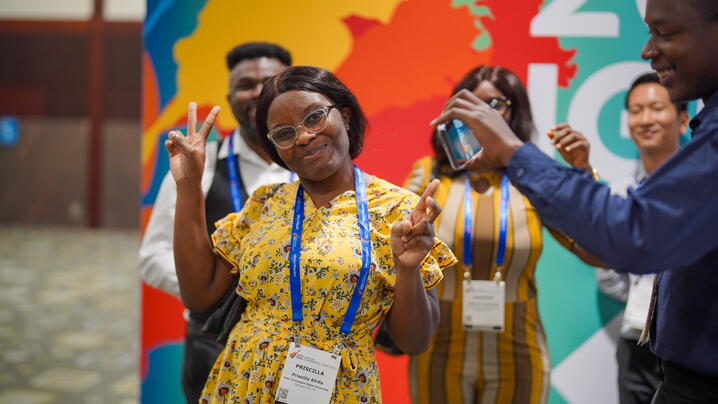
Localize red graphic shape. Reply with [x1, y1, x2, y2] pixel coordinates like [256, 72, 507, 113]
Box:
[483, 0, 577, 87]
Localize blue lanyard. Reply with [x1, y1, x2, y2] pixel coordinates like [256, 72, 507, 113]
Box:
[226, 134, 244, 212]
[227, 133, 297, 212]
[463, 172, 510, 269]
[463, 176, 474, 266]
[496, 173, 510, 267]
[289, 165, 372, 336]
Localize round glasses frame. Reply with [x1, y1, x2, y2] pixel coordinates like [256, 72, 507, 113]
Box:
[487, 97, 512, 111]
[266, 105, 337, 149]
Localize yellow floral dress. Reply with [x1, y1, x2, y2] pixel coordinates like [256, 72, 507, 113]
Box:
[200, 176, 457, 404]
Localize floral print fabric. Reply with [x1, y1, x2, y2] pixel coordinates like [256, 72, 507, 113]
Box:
[201, 177, 457, 403]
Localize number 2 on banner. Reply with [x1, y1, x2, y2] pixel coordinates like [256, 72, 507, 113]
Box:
[530, 0, 619, 37]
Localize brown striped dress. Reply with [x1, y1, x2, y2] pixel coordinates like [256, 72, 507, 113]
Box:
[404, 157, 569, 404]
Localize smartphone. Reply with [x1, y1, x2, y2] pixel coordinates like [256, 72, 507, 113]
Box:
[437, 119, 482, 171]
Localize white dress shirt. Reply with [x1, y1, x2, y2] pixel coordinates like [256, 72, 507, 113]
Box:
[139, 129, 292, 297]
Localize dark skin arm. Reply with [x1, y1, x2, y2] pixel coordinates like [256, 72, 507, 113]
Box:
[386, 180, 443, 356]
[165, 103, 235, 311]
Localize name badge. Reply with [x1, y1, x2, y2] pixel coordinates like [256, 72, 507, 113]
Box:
[463, 280, 505, 332]
[275, 343, 341, 404]
[623, 275, 654, 331]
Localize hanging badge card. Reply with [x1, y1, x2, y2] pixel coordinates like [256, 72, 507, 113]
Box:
[275, 344, 341, 404]
[623, 275, 655, 331]
[463, 280, 505, 332]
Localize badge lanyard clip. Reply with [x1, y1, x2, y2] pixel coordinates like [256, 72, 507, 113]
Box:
[461, 172, 509, 332]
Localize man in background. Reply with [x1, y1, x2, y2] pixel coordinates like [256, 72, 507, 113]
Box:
[139, 42, 293, 403]
[596, 72, 688, 404]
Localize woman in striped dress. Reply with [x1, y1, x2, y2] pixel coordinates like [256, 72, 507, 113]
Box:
[405, 65, 598, 404]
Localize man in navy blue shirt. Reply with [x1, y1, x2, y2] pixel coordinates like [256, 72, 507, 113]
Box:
[432, 0, 718, 402]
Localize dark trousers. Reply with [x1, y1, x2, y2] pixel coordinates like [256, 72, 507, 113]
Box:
[651, 361, 718, 404]
[616, 337, 661, 404]
[182, 319, 224, 404]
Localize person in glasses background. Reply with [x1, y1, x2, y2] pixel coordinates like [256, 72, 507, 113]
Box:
[138, 42, 293, 404]
[166, 65, 457, 403]
[404, 65, 600, 404]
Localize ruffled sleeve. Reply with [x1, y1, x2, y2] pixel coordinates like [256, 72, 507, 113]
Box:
[418, 237, 456, 289]
[211, 183, 282, 274]
[400, 157, 455, 287]
[387, 191, 457, 289]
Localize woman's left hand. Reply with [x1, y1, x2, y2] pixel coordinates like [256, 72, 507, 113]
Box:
[547, 123, 592, 170]
[390, 180, 442, 271]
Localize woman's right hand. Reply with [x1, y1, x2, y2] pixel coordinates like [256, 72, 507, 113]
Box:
[165, 102, 220, 186]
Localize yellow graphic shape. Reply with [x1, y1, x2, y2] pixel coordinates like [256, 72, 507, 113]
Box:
[142, 0, 407, 164]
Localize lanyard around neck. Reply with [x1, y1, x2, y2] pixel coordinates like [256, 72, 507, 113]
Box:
[289, 165, 372, 337]
[463, 172, 510, 278]
[226, 133, 244, 212]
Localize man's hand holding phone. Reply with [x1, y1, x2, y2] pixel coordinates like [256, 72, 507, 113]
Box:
[431, 89, 524, 171]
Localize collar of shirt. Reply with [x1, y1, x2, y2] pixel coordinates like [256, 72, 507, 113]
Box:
[689, 89, 718, 132]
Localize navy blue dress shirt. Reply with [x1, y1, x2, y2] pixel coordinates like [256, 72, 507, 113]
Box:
[506, 91, 718, 376]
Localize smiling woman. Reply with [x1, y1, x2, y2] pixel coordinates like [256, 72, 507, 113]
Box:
[255, 67, 365, 174]
[165, 65, 457, 404]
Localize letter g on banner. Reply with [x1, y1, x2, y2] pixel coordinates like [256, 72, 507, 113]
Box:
[567, 61, 650, 191]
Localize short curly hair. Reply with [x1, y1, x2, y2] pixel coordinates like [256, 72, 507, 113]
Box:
[254, 66, 367, 169]
[225, 42, 291, 71]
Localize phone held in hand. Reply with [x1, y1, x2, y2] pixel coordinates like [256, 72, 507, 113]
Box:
[437, 119, 482, 171]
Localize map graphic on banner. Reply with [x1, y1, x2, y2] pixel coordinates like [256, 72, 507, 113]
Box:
[140, 1, 686, 402]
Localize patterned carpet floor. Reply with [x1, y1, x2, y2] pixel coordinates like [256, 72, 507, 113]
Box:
[0, 226, 140, 404]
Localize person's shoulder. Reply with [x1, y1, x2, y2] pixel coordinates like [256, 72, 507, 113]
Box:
[404, 156, 439, 193]
[367, 176, 420, 216]
[370, 176, 417, 197]
[249, 182, 293, 203]
[411, 155, 435, 167]
[406, 156, 435, 177]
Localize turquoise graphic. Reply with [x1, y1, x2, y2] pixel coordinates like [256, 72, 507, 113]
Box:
[142, 343, 186, 404]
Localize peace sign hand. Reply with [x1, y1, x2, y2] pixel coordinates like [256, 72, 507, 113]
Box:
[391, 179, 442, 271]
[165, 102, 221, 186]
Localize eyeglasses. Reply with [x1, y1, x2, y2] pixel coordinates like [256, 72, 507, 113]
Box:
[486, 97, 512, 111]
[266, 105, 336, 149]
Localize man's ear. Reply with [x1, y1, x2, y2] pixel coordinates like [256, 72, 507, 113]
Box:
[679, 110, 689, 134]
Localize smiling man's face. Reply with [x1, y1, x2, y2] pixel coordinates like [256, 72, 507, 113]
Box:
[641, 0, 718, 103]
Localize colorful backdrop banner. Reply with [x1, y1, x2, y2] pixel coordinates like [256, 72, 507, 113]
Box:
[140, 1, 674, 402]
